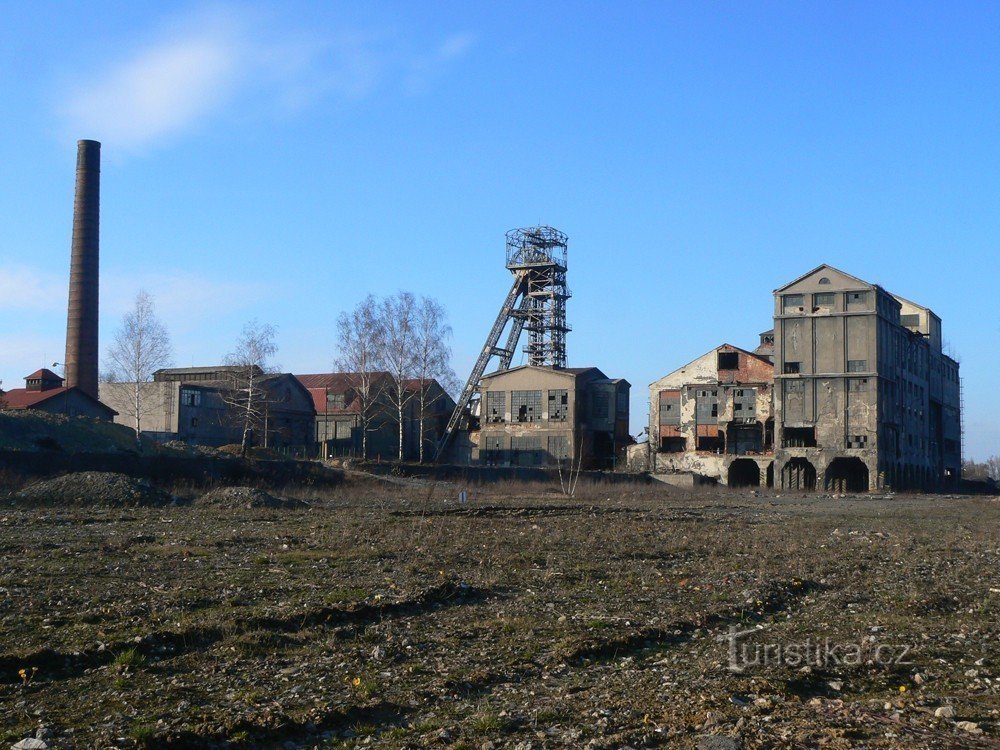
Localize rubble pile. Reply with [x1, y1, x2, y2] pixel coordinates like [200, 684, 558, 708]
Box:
[197, 486, 307, 509]
[13, 472, 172, 507]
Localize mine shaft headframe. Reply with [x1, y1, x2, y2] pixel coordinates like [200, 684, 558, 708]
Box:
[505, 225, 571, 369]
[435, 225, 571, 461]
[505, 225, 568, 271]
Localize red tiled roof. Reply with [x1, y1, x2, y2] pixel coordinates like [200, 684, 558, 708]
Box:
[24, 368, 63, 382]
[2, 386, 117, 416]
[3, 387, 70, 409]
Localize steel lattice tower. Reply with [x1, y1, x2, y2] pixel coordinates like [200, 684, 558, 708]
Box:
[437, 226, 570, 459]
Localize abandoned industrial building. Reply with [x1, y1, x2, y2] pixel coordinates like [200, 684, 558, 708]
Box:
[3, 141, 968, 490]
[648, 264, 962, 491]
[477, 365, 630, 469]
[100, 366, 315, 448]
[649, 344, 775, 486]
[295, 372, 455, 460]
[435, 226, 631, 469]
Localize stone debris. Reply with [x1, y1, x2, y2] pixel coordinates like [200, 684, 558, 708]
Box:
[13, 471, 172, 507]
[197, 486, 307, 509]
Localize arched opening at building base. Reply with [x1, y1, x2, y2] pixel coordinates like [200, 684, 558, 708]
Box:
[728, 459, 761, 488]
[824, 457, 870, 493]
[782, 458, 816, 491]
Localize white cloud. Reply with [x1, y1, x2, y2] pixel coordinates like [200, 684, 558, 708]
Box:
[404, 32, 477, 95]
[59, 7, 249, 150]
[102, 271, 271, 329]
[57, 5, 476, 151]
[438, 33, 477, 61]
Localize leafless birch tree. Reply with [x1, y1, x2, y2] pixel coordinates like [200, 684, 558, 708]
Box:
[411, 296, 458, 462]
[379, 291, 419, 462]
[104, 290, 173, 445]
[335, 296, 386, 460]
[223, 320, 278, 457]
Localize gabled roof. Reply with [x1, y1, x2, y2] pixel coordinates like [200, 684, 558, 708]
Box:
[481, 364, 608, 381]
[294, 372, 394, 415]
[649, 343, 773, 388]
[1, 386, 117, 415]
[773, 264, 873, 294]
[25, 368, 63, 382]
[891, 293, 939, 320]
[294, 372, 392, 390]
[2, 387, 69, 409]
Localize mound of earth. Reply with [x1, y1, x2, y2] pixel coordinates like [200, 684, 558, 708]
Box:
[197, 486, 307, 509]
[14, 471, 173, 507]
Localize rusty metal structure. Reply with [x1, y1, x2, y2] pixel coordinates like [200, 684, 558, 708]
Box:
[64, 139, 101, 400]
[436, 226, 570, 459]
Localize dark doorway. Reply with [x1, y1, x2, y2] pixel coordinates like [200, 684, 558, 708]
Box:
[729, 459, 760, 488]
[824, 457, 869, 493]
[782, 458, 816, 490]
[765, 461, 774, 488]
[727, 423, 763, 454]
[660, 436, 685, 452]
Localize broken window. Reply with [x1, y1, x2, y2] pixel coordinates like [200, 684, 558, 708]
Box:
[590, 391, 610, 421]
[813, 292, 835, 311]
[848, 378, 868, 392]
[548, 389, 568, 421]
[547, 435, 570, 462]
[660, 436, 685, 452]
[180, 389, 201, 407]
[818, 277, 831, 285]
[482, 435, 506, 465]
[846, 435, 868, 448]
[784, 361, 801, 374]
[782, 427, 817, 447]
[733, 387, 757, 418]
[846, 291, 869, 310]
[511, 436, 542, 466]
[697, 435, 724, 452]
[847, 359, 867, 372]
[717, 351, 739, 370]
[659, 390, 681, 426]
[486, 391, 506, 423]
[512, 390, 542, 422]
[782, 294, 804, 313]
[326, 393, 346, 409]
[696, 390, 719, 424]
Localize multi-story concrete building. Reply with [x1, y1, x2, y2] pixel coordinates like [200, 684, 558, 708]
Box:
[649, 344, 775, 486]
[773, 265, 961, 491]
[100, 366, 315, 449]
[476, 365, 629, 469]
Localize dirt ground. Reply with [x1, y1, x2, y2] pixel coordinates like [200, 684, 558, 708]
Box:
[0, 478, 997, 749]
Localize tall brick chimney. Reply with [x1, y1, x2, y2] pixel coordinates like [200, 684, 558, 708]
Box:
[65, 139, 100, 399]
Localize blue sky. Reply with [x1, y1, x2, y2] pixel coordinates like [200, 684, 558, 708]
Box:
[1, 1, 997, 459]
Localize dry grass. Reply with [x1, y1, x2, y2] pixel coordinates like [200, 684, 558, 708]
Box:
[0, 479, 996, 748]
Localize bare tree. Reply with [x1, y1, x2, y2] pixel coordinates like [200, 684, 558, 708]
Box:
[963, 456, 1000, 482]
[335, 296, 386, 460]
[103, 290, 173, 445]
[379, 292, 419, 462]
[411, 296, 458, 462]
[223, 320, 278, 457]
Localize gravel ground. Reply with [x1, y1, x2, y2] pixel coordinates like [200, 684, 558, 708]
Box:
[0, 481, 996, 749]
[12, 472, 173, 508]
